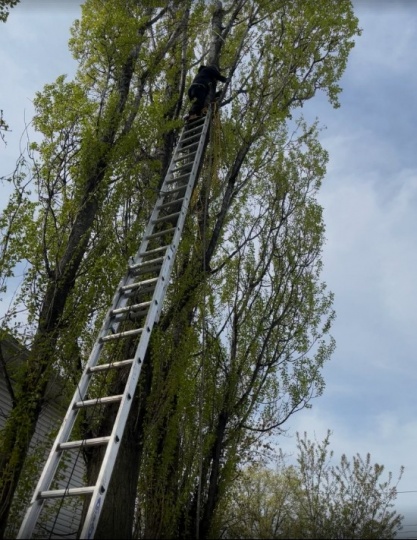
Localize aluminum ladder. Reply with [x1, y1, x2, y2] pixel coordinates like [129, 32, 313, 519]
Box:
[18, 108, 212, 539]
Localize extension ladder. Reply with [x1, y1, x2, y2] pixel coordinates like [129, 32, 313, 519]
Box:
[18, 108, 212, 539]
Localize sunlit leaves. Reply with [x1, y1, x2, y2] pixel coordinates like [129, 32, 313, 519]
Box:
[0, 0, 362, 536]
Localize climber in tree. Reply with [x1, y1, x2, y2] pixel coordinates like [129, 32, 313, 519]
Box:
[185, 64, 228, 121]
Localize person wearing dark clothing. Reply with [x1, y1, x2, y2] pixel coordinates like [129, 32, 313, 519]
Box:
[186, 65, 228, 120]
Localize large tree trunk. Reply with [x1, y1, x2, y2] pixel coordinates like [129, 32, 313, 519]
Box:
[0, 153, 112, 538]
[80, 5, 229, 539]
[0, 13, 154, 536]
[81, 358, 152, 539]
[1, 1, 359, 537]
[199, 410, 229, 540]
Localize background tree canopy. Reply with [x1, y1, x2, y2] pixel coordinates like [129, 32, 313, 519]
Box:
[0, 1, 373, 538]
[218, 431, 403, 539]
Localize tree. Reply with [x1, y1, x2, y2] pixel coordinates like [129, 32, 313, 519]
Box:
[0, 0, 19, 23]
[0, 0, 361, 538]
[0, 2, 188, 535]
[218, 431, 404, 539]
[216, 462, 301, 538]
[294, 431, 403, 539]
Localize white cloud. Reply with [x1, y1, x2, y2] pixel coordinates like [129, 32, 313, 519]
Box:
[313, 118, 417, 374]
[352, 1, 417, 76]
[277, 404, 416, 492]
[0, 3, 79, 200]
[14, 0, 83, 13]
[2, 0, 417, 532]
[289, 12, 417, 526]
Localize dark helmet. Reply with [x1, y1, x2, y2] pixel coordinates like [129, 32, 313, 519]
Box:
[198, 65, 206, 72]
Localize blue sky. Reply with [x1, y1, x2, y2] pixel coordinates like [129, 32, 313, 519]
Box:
[294, 2, 417, 536]
[1, 0, 417, 537]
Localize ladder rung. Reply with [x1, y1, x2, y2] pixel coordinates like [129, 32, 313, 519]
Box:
[59, 436, 111, 450]
[142, 245, 170, 256]
[171, 169, 192, 177]
[174, 151, 197, 162]
[172, 163, 194, 174]
[180, 132, 201, 145]
[101, 327, 143, 342]
[157, 197, 185, 210]
[152, 211, 180, 224]
[74, 395, 123, 409]
[182, 125, 203, 136]
[181, 138, 201, 148]
[112, 301, 151, 315]
[121, 277, 158, 292]
[88, 359, 134, 373]
[129, 257, 164, 271]
[145, 227, 176, 239]
[112, 308, 148, 320]
[185, 117, 205, 128]
[165, 174, 189, 185]
[183, 126, 204, 137]
[15, 106, 211, 540]
[162, 185, 188, 196]
[39, 487, 95, 499]
[130, 266, 161, 278]
[178, 141, 199, 152]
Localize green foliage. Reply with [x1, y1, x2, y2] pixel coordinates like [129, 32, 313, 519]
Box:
[0, 0, 362, 537]
[0, 109, 10, 145]
[0, 164, 36, 295]
[0, 0, 19, 23]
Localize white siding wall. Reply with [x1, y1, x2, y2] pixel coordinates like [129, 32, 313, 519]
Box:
[0, 338, 85, 538]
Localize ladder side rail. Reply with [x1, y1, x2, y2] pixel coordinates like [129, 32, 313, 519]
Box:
[17, 109, 211, 540]
[79, 110, 212, 539]
[128, 117, 204, 269]
[154, 114, 212, 320]
[16, 265, 139, 538]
